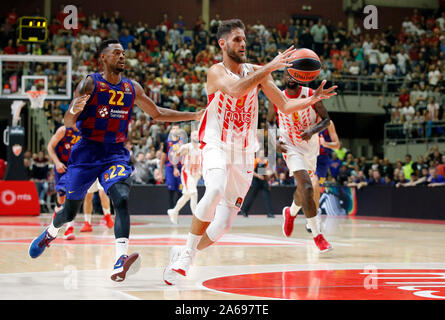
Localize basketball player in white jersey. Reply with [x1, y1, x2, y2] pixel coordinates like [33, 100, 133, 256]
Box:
[80, 178, 114, 232]
[267, 71, 333, 252]
[167, 130, 202, 224]
[163, 19, 337, 285]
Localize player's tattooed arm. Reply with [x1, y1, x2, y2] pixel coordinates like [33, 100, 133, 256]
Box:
[132, 80, 203, 122]
[300, 101, 330, 141]
[64, 76, 94, 128]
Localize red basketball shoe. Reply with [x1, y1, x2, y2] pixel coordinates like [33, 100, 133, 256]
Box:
[313, 234, 332, 253]
[282, 206, 296, 238]
[101, 214, 114, 229]
[63, 226, 75, 240]
[80, 221, 93, 232]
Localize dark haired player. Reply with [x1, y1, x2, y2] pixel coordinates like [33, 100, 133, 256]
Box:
[267, 71, 334, 252]
[29, 40, 203, 282]
[163, 19, 337, 285]
[47, 125, 81, 240]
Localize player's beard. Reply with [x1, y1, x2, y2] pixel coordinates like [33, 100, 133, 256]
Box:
[285, 80, 299, 90]
[226, 44, 246, 63]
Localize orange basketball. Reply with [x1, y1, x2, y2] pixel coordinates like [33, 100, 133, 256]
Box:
[286, 48, 321, 83]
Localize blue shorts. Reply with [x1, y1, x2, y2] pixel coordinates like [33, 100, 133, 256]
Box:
[54, 167, 68, 197]
[316, 155, 330, 180]
[65, 139, 133, 200]
[165, 165, 182, 192]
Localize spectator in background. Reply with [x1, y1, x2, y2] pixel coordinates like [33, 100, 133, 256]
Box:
[427, 167, 445, 187]
[119, 28, 135, 49]
[436, 155, 445, 177]
[368, 169, 386, 185]
[311, 18, 328, 56]
[31, 151, 50, 206]
[347, 170, 368, 189]
[131, 152, 151, 184]
[426, 96, 440, 137]
[329, 152, 342, 180]
[402, 154, 415, 180]
[336, 165, 349, 185]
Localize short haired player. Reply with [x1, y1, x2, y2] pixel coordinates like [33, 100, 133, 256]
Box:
[47, 125, 81, 240]
[267, 71, 337, 251]
[163, 19, 337, 285]
[29, 39, 202, 282]
[167, 130, 202, 224]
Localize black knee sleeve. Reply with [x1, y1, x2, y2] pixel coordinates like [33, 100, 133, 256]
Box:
[108, 179, 131, 239]
[53, 199, 83, 228]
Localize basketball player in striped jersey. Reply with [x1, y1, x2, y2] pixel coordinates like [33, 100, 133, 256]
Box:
[267, 71, 334, 252]
[163, 19, 337, 285]
[167, 130, 202, 224]
[47, 126, 81, 240]
[29, 39, 203, 282]
[303, 121, 341, 233]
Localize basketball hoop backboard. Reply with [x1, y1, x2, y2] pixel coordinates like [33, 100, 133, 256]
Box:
[0, 54, 72, 101]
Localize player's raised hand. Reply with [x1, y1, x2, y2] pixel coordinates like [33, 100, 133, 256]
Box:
[70, 94, 90, 114]
[266, 46, 297, 72]
[312, 80, 337, 102]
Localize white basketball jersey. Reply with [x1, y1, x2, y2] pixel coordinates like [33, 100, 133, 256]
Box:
[198, 62, 259, 153]
[275, 87, 320, 155]
[181, 143, 202, 176]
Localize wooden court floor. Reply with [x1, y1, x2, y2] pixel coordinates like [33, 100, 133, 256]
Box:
[1, 213, 445, 300]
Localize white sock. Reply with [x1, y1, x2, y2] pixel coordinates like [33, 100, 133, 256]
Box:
[84, 213, 92, 224]
[115, 238, 129, 261]
[306, 216, 321, 237]
[66, 220, 75, 229]
[185, 233, 202, 252]
[47, 222, 60, 238]
[290, 201, 301, 217]
[103, 208, 111, 216]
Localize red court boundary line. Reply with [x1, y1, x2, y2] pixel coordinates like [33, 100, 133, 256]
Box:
[352, 215, 445, 225]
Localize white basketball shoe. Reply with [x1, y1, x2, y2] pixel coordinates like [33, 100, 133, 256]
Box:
[163, 246, 183, 285]
[167, 209, 179, 225]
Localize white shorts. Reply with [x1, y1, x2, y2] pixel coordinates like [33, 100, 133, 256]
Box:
[181, 170, 200, 194]
[201, 144, 254, 208]
[87, 178, 104, 194]
[283, 149, 317, 178]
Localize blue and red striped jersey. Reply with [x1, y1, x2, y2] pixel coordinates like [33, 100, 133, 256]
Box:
[55, 127, 81, 165]
[76, 73, 136, 143]
[319, 128, 332, 156]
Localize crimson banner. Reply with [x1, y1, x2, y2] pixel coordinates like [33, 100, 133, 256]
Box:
[0, 181, 40, 216]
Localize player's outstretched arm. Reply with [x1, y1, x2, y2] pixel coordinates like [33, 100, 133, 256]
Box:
[132, 81, 202, 122]
[63, 76, 94, 128]
[47, 126, 67, 173]
[260, 76, 337, 115]
[206, 46, 296, 98]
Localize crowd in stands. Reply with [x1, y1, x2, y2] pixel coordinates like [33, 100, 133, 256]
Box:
[0, 7, 444, 198]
